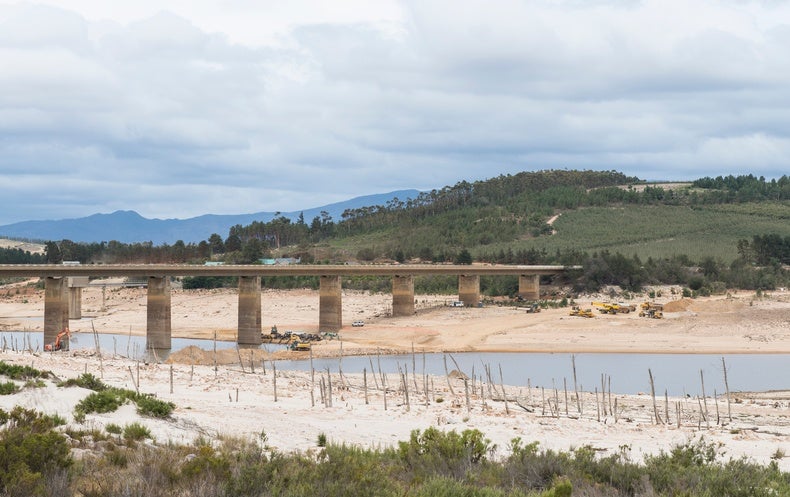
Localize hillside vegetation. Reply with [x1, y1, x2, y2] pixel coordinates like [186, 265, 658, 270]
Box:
[489, 203, 789, 263]
[2, 170, 788, 293]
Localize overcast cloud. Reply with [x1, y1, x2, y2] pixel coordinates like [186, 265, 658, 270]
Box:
[1, 0, 788, 225]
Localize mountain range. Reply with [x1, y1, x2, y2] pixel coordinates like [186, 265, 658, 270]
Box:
[0, 190, 420, 245]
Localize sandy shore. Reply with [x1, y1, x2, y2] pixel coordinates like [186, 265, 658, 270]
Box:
[2, 282, 790, 469]
[1, 281, 789, 357]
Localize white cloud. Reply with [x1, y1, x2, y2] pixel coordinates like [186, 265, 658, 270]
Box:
[0, 0, 789, 225]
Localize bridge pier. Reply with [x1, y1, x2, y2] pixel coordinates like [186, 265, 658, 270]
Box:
[44, 277, 69, 350]
[458, 275, 480, 307]
[238, 276, 262, 345]
[146, 276, 171, 350]
[67, 277, 89, 320]
[319, 275, 342, 332]
[518, 274, 540, 300]
[392, 275, 415, 316]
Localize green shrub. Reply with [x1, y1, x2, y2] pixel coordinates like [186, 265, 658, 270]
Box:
[180, 444, 231, 481]
[60, 372, 108, 391]
[0, 381, 19, 395]
[542, 477, 572, 497]
[317, 432, 327, 447]
[123, 422, 151, 442]
[75, 389, 127, 415]
[49, 413, 66, 426]
[135, 395, 175, 419]
[0, 361, 46, 380]
[73, 410, 85, 424]
[0, 407, 72, 495]
[398, 427, 493, 481]
[105, 423, 122, 435]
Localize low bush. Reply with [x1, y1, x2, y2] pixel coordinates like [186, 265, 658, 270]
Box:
[135, 395, 175, 419]
[0, 381, 19, 395]
[123, 422, 152, 442]
[75, 389, 127, 415]
[105, 423, 122, 435]
[60, 373, 108, 391]
[0, 361, 47, 380]
[0, 407, 72, 495]
[398, 427, 494, 481]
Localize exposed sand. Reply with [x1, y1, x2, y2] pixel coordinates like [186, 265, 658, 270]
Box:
[1, 283, 790, 469]
[2, 282, 789, 357]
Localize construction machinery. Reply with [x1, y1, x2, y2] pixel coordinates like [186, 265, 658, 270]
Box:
[591, 302, 635, 314]
[569, 306, 595, 318]
[288, 338, 312, 351]
[44, 328, 70, 351]
[591, 301, 618, 314]
[639, 302, 664, 319]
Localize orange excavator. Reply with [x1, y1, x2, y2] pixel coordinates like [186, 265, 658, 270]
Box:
[45, 328, 70, 351]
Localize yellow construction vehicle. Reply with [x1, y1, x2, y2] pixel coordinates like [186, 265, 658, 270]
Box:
[569, 306, 594, 318]
[288, 338, 312, 351]
[639, 302, 664, 319]
[591, 301, 618, 314]
[592, 302, 635, 314]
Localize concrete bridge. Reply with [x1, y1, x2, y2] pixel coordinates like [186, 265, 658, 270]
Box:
[0, 264, 576, 350]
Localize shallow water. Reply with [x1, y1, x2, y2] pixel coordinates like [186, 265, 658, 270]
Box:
[0, 330, 785, 395]
[277, 351, 787, 397]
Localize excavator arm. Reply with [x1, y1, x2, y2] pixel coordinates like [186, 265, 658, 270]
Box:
[45, 328, 70, 351]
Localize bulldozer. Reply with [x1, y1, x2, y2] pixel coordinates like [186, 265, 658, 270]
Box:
[44, 328, 70, 351]
[569, 306, 594, 318]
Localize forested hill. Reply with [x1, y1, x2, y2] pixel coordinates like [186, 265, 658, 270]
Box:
[330, 170, 789, 263]
[5, 170, 789, 293]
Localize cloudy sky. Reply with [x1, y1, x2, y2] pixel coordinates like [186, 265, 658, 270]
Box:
[1, 0, 789, 225]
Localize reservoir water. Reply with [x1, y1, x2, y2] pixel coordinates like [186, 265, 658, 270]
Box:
[1, 331, 785, 396]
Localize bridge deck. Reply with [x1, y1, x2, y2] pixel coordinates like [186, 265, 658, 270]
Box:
[0, 264, 576, 278]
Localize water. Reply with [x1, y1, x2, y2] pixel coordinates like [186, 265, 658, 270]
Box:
[1, 331, 786, 395]
[0, 331, 287, 361]
[278, 352, 788, 396]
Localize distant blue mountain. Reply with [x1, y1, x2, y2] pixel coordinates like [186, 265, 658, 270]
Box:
[0, 190, 420, 244]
